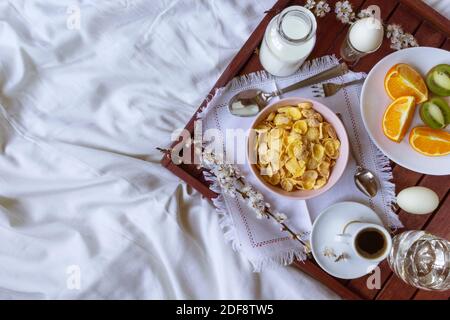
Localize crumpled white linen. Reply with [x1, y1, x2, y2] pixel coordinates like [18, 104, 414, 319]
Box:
[0, 0, 341, 299]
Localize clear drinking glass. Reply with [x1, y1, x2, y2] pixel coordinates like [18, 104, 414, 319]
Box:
[388, 231, 450, 291]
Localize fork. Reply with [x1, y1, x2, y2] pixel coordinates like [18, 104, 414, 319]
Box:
[312, 78, 366, 98]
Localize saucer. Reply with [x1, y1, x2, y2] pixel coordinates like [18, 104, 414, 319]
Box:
[310, 201, 385, 279]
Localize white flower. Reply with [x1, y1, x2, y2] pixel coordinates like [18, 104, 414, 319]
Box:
[386, 24, 401, 38]
[335, 1, 355, 24]
[401, 33, 418, 48]
[274, 212, 288, 223]
[386, 24, 419, 50]
[255, 209, 265, 219]
[199, 149, 305, 248]
[248, 195, 266, 216]
[334, 253, 349, 262]
[304, 0, 316, 10]
[240, 185, 252, 195]
[315, 0, 331, 17]
[336, 0, 352, 12]
[305, 0, 330, 17]
[323, 247, 337, 258]
[201, 153, 214, 167]
[217, 177, 237, 197]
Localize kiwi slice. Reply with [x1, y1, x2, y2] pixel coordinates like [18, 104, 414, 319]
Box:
[426, 64, 450, 97]
[420, 97, 450, 129]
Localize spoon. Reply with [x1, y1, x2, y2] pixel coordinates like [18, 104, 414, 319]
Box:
[228, 62, 349, 117]
[336, 113, 379, 198]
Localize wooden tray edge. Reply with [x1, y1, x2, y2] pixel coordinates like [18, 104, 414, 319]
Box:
[400, 0, 450, 36]
[293, 261, 364, 300]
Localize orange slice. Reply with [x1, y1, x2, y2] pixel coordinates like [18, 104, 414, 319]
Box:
[382, 96, 416, 142]
[409, 127, 450, 156]
[384, 64, 428, 104]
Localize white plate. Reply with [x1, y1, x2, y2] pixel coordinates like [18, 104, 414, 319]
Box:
[310, 202, 384, 279]
[361, 47, 450, 176]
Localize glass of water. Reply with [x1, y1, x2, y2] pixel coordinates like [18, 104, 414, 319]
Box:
[388, 231, 450, 291]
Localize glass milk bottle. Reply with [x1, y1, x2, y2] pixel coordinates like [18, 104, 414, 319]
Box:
[259, 6, 317, 77]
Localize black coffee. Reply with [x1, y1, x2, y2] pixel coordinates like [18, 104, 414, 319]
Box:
[355, 228, 387, 259]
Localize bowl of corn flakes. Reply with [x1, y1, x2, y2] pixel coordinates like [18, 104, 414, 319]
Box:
[247, 98, 349, 199]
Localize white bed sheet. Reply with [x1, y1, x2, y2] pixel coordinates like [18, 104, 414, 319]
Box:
[0, 0, 447, 299]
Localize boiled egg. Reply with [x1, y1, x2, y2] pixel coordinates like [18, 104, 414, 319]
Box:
[396, 186, 439, 215]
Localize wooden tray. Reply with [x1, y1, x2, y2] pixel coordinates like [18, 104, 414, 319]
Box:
[161, 0, 450, 300]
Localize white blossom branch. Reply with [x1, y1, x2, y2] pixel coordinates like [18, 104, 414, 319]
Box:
[158, 147, 310, 254]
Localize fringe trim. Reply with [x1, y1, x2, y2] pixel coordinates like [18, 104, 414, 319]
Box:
[228, 54, 340, 91]
[213, 195, 240, 251]
[196, 55, 340, 121]
[374, 147, 404, 229]
[196, 87, 224, 120]
[251, 249, 308, 273]
[228, 70, 274, 91]
[203, 171, 240, 252]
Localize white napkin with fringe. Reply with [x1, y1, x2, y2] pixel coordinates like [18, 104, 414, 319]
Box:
[197, 55, 402, 271]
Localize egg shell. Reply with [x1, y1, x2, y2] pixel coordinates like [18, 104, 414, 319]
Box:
[396, 186, 439, 215]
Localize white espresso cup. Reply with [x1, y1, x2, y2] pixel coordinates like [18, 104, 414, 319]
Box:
[335, 221, 392, 262]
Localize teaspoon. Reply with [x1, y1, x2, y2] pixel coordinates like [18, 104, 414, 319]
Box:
[337, 113, 379, 198]
[228, 62, 349, 117]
